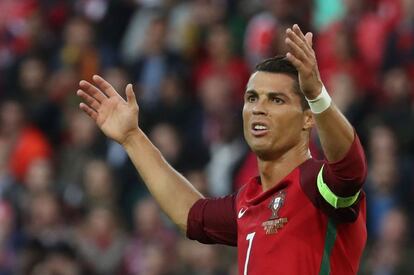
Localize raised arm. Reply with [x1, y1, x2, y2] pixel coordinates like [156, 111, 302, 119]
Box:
[76, 75, 203, 232]
[285, 24, 354, 162]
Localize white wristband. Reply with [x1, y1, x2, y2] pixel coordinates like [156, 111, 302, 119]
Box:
[306, 85, 332, 114]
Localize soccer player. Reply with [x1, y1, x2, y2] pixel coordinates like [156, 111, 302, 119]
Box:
[76, 24, 367, 274]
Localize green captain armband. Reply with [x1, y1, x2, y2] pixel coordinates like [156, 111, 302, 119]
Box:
[317, 165, 360, 209]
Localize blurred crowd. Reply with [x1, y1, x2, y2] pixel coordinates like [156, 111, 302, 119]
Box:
[0, 0, 413, 274]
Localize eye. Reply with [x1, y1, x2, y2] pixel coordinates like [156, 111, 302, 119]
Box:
[245, 94, 257, 103]
[271, 96, 285, 104]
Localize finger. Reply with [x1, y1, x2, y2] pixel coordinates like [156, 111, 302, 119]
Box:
[125, 84, 137, 107]
[92, 75, 118, 97]
[285, 37, 308, 63]
[79, 103, 98, 121]
[292, 24, 306, 40]
[79, 80, 107, 103]
[305, 32, 313, 47]
[77, 89, 101, 111]
[286, 28, 312, 58]
[286, 52, 304, 71]
[291, 25, 314, 54]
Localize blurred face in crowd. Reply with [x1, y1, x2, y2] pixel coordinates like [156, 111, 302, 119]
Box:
[0, 101, 25, 136]
[266, 0, 293, 20]
[200, 75, 232, 115]
[243, 72, 311, 160]
[383, 68, 410, 101]
[144, 17, 167, 54]
[369, 125, 397, 161]
[370, 159, 397, 194]
[29, 193, 61, 229]
[64, 17, 94, 49]
[379, 209, 408, 244]
[207, 25, 232, 60]
[141, 243, 168, 275]
[25, 158, 54, 193]
[83, 160, 114, 201]
[160, 74, 183, 105]
[193, 0, 227, 26]
[133, 198, 161, 236]
[333, 28, 355, 61]
[68, 111, 97, 147]
[149, 123, 181, 164]
[87, 206, 116, 238]
[47, 68, 79, 101]
[19, 57, 47, 94]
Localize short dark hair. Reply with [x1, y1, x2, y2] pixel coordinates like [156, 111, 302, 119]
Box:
[255, 56, 309, 110]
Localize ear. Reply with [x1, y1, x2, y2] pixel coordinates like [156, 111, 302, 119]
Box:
[302, 109, 315, 130]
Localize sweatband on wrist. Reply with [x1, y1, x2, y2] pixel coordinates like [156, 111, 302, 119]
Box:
[306, 85, 332, 114]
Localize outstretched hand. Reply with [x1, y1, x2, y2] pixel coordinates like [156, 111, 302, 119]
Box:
[285, 24, 323, 99]
[77, 75, 139, 145]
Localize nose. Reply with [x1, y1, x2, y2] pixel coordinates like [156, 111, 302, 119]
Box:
[252, 99, 268, 116]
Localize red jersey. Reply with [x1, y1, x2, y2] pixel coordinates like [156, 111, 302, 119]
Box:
[187, 135, 367, 275]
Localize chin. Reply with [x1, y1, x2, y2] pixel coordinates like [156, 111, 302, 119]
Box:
[253, 149, 277, 160]
[250, 144, 272, 158]
[249, 140, 284, 160]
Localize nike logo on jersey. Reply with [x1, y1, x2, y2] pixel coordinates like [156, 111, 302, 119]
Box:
[238, 208, 247, 218]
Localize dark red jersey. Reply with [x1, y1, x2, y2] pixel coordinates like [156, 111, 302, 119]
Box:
[187, 135, 367, 275]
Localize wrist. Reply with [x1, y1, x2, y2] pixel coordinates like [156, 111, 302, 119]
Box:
[121, 128, 143, 148]
[305, 85, 332, 114]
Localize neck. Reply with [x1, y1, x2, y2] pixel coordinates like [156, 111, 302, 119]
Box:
[258, 143, 310, 192]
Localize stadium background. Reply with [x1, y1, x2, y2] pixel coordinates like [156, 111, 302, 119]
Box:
[0, 0, 413, 274]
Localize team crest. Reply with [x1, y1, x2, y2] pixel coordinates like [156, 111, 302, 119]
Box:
[262, 191, 288, 234]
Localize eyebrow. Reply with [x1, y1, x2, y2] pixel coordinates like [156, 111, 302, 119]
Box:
[245, 90, 290, 100]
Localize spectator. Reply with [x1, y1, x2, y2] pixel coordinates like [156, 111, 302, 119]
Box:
[0, 100, 52, 183]
[23, 191, 69, 246]
[122, 197, 177, 275]
[362, 208, 414, 274]
[129, 14, 187, 110]
[193, 24, 250, 104]
[75, 205, 126, 275]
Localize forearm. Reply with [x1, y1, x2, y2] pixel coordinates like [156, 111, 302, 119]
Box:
[122, 129, 204, 232]
[283, 25, 356, 162]
[313, 103, 355, 163]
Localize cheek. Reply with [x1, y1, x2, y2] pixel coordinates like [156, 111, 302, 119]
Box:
[273, 112, 304, 138]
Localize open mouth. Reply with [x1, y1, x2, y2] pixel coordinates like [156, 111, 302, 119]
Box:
[251, 123, 269, 136]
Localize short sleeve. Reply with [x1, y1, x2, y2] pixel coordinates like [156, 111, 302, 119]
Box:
[186, 194, 237, 246]
[300, 133, 367, 223]
[322, 133, 367, 197]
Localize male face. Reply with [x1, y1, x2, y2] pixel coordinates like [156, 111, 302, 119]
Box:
[242, 71, 309, 160]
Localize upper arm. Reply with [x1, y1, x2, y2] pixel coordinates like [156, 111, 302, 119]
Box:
[301, 134, 367, 222]
[186, 194, 238, 246]
[322, 133, 367, 197]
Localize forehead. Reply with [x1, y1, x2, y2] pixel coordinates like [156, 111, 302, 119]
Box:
[246, 71, 296, 97]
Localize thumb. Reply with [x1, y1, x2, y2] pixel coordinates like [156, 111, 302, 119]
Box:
[125, 84, 137, 106]
[305, 32, 313, 47]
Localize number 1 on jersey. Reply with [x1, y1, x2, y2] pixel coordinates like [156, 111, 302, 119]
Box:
[244, 232, 256, 275]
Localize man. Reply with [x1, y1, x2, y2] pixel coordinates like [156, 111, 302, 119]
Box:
[76, 24, 367, 274]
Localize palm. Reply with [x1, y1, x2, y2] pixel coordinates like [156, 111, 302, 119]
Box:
[77, 75, 139, 145]
[97, 97, 137, 143]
